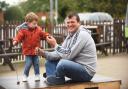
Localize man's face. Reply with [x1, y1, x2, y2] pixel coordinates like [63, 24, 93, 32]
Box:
[28, 20, 37, 29]
[66, 16, 80, 33]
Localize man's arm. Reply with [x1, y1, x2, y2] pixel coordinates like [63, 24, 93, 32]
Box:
[39, 28, 50, 40]
[35, 47, 61, 60]
[42, 31, 91, 60]
[55, 31, 88, 59]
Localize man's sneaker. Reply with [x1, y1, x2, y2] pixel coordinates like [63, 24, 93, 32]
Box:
[22, 75, 27, 82]
[43, 73, 47, 78]
[46, 75, 65, 85]
[35, 75, 40, 81]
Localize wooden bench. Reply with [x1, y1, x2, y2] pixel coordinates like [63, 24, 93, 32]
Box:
[0, 39, 21, 71]
[84, 26, 112, 56]
[0, 74, 121, 89]
[96, 42, 111, 56]
[0, 53, 21, 71]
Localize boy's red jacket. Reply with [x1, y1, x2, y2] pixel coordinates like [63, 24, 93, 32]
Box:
[13, 26, 49, 55]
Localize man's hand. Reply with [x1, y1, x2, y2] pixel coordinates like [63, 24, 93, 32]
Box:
[46, 36, 57, 48]
[35, 47, 45, 56]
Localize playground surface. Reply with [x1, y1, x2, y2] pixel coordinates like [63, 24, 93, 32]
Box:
[0, 53, 128, 89]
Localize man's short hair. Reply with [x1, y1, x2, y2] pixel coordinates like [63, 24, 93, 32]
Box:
[67, 12, 80, 22]
[25, 12, 38, 22]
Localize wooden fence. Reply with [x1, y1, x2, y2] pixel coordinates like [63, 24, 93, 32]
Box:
[82, 19, 127, 54]
[0, 19, 127, 63]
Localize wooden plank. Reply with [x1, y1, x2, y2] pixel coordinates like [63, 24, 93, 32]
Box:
[96, 42, 111, 47]
[0, 53, 21, 58]
[0, 75, 121, 89]
[37, 82, 120, 89]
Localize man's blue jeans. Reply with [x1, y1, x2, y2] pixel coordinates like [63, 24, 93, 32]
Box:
[45, 59, 92, 82]
[24, 55, 40, 76]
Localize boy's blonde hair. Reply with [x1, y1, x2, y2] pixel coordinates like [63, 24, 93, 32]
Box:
[25, 12, 38, 22]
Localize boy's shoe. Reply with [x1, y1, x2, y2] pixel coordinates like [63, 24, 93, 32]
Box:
[46, 75, 65, 85]
[22, 75, 28, 82]
[43, 73, 47, 78]
[35, 75, 40, 81]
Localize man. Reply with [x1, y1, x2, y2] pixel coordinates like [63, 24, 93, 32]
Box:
[35, 13, 97, 85]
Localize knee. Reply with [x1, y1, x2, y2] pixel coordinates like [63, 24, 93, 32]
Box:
[25, 61, 32, 67]
[45, 60, 58, 67]
[56, 59, 68, 69]
[25, 63, 32, 68]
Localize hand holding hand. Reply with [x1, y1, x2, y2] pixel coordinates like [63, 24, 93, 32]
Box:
[35, 47, 45, 56]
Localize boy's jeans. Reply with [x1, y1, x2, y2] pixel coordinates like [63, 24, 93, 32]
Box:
[45, 59, 92, 82]
[24, 55, 40, 76]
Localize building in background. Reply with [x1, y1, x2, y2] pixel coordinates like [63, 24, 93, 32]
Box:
[0, 10, 4, 24]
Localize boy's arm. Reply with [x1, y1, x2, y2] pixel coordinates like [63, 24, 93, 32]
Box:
[13, 30, 24, 46]
[40, 31, 50, 40]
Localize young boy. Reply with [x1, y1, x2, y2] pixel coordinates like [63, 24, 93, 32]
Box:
[13, 12, 49, 82]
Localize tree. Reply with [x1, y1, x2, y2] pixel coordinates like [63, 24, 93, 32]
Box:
[4, 6, 24, 21]
[0, 1, 9, 11]
[57, 0, 86, 22]
[84, 0, 128, 19]
[19, 0, 50, 14]
[4, 0, 127, 22]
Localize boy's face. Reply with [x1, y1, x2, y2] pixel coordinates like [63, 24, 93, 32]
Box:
[28, 20, 37, 29]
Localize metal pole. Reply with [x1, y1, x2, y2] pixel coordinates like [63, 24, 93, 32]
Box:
[55, 0, 58, 24]
[50, 0, 54, 34]
[50, 0, 54, 26]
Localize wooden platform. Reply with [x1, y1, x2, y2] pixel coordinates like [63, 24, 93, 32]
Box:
[0, 75, 121, 89]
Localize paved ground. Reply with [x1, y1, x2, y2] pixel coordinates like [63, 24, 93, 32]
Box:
[0, 53, 128, 89]
[97, 53, 128, 89]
